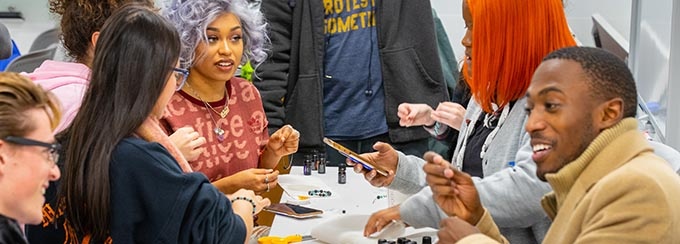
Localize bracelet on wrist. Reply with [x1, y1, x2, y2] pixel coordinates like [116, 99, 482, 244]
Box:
[433, 122, 442, 135]
[423, 121, 442, 136]
[424, 121, 436, 128]
[231, 196, 256, 215]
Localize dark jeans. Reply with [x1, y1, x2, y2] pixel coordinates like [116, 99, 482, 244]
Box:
[324, 133, 429, 166]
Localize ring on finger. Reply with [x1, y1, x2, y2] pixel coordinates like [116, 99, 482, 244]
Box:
[265, 174, 269, 184]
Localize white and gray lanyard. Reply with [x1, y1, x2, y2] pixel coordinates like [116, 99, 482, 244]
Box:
[454, 104, 510, 170]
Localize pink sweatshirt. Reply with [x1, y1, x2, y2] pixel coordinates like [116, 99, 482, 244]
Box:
[25, 60, 90, 134]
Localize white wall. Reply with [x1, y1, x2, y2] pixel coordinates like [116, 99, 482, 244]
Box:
[562, 0, 632, 46]
[431, 0, 633, 61]
[430, 0, 465, 61]
[0, 0, 58, 54]
[630, 0, 676, 144]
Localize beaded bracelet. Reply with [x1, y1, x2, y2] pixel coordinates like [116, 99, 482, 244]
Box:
[308, 189, 332, 197]
[231, 196, 256, 214]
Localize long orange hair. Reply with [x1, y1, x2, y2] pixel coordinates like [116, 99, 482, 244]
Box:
[462, 0, 576, 113]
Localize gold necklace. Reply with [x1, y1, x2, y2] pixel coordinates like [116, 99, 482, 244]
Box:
[206, 95, 230, 118]
[186, 82, 228, 142]
[186, 83, 230, 118]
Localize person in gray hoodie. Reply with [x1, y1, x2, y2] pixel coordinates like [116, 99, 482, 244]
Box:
[353, 0, 576, 243]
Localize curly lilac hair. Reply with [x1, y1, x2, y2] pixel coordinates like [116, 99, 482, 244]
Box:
[164, 0, 268, 68]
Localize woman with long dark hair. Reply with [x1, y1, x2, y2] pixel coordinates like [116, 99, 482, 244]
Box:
[59, 4, 268, 243]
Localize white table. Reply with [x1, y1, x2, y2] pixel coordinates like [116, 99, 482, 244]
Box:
[269, 166, 390, 238]
[269, 167, 438, 243]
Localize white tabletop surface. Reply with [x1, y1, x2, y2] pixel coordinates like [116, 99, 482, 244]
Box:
[268, 167, 438, 244]
[269, 166, 389, 237]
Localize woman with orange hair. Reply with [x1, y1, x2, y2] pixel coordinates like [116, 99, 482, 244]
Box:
[355, 0, 575, 243]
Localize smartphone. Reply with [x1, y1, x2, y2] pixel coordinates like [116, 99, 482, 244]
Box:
[264, 203, 323, 219]
[323, 137, 389, 176]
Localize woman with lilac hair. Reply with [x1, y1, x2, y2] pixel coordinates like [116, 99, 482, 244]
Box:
[162, 0, 300, 198]
[164, 0, 268, 70]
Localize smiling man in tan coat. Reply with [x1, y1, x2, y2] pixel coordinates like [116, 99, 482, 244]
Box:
[425, 46, 680, 243]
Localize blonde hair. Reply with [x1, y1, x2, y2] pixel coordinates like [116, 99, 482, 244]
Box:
[462, 0, 576, 113]
[0, 72, 61, 137]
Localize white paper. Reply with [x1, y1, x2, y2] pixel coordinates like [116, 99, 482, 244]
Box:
[277, 175, 337, 199]
[310, 214, 437, 244]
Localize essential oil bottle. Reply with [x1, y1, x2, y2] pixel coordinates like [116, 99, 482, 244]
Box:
[338, 164, 346, 184]
[318, 156, 327, 174]
[303, 154, 312, 175]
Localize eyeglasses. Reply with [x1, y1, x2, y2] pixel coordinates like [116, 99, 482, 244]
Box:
[173, 67, 189, 91]
[3, 136, 61, 165]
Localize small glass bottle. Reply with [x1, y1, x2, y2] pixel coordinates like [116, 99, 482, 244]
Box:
[338, 164, 346, 184]
[318, 156, 326, 174]
[311, 150, 319, 171]
[303, 154, 312, 175]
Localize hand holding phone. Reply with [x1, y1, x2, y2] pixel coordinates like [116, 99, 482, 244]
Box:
[323, 138, 389, 176]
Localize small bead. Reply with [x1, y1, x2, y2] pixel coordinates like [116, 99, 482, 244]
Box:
[307, 189, 332, 197]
